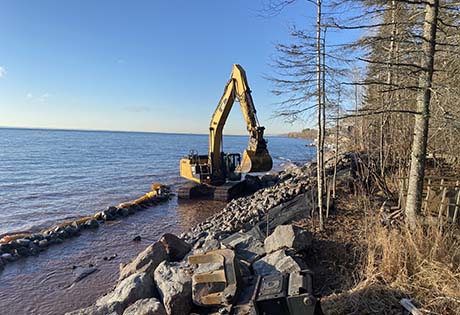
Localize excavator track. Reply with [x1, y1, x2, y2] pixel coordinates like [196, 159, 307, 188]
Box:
[213, 181, 247, 201]
[178, 181, 247, 201]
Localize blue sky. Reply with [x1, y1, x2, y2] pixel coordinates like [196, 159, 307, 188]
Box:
[0, 0, 333, 135]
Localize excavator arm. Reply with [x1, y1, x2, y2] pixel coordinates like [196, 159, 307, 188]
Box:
[209, 64, 272, 176]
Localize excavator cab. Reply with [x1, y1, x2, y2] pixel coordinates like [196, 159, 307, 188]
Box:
[224, 153, 242, 181]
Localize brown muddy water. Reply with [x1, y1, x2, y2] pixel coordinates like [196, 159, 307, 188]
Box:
[0, 198, 225, 315]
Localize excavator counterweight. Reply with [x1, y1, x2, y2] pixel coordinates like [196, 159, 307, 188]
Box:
[179, 64, 273, 201]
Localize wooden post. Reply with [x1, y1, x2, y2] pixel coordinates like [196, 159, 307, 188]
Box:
[438, 186, 447, 221]
[423, 178, 431, 214]
[326, 177, 331, 218]
[311, 188, 315, 217]
[453, 181, 459, 223]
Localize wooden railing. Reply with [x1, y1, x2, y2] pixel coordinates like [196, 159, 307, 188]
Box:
[398, 177, 460, 223]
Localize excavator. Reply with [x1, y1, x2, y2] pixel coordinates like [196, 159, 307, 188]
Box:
[179, 64, 273, 201]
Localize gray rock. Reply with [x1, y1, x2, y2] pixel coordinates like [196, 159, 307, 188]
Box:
[264, 225, 312, 254]
[160, 233, 191, 262]
[15, 246, 29, 257]
[194, 234, 220, 254]
[0, 243, 13, 253]
[154, 261, 192, 315]
[118, 241, 167, 281]
[29, 243, 40, 256]
[221, 232, 265, 263]
[97, 272, 154, 311]
[38, 239, 49, 248]
[58, 230, 70, 238]
[101, 211, 115, 221]
[85, 219, 100, 229]
[1, 253, 16, 262]
[126, 207, 136, 215]
[122, 298, 166, 315]
[65, 225, 79, 236]
[107, 206, 118, 215]
[14, 238, 31, 247]
[117, 208, 129, 217]
[252, 249, 304, 276]
[73, 267, 98, 283]
[30, 234, 44, 241]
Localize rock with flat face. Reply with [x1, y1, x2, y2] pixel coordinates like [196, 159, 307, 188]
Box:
[154, 261, 192, 315]
[97, 272, 154, 311]
[122, 298, 166, 315]
[252, 249, 305, 276]
[119, 241, 167, 281]
[221, 231, 265, 263]
[160, 233, 191, 262]
[264, 224, 312, 254]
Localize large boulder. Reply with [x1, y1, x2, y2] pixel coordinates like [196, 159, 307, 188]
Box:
[154, 261, 192, 315]
[264, 224, 312, 254]
[97, 272, 155, 311]
[160, 233, 191, 261]
[122, 298, 166, 315]
[252, 249, 305, 276]
[221, 231, 265, 263]
[119, 241, 167, 281]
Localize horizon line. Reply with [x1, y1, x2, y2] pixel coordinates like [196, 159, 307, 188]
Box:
[0, 125, 286, 137]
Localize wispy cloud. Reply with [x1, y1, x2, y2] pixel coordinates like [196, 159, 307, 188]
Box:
[0, 66, 6, 78]
[38, 93, 50, 102]
[26, 92, 51, 103]
[122, 105, 152, 113]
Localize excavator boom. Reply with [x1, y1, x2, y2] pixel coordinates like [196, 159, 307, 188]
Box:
[209, 64, 272, 174]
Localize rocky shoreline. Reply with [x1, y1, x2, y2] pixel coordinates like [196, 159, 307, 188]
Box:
[65, 154, 354, 315]
[0, 185, 173, 268]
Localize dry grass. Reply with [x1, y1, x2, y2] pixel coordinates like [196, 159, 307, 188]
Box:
[323, 215, 460, 315]
[297, 175, 460, 314]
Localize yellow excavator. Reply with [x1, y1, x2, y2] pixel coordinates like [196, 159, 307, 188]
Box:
[179, 64, 273, 201]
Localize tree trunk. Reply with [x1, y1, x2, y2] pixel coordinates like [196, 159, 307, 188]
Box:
[405, 0, 439, 229]
[321, 27, 327, 198]
[316, 0, 324, 230]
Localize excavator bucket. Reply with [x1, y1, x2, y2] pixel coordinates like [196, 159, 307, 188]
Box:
[237, 149, 273, 173]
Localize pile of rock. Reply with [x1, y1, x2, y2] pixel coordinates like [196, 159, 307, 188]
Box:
[66, 224, 313, 315]
[0, 185, 172, 266]
[61, 155, 354, 314]
[63, 156, 357, 315]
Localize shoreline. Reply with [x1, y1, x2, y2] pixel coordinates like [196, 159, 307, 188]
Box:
[0, 185, 172, 265]
[63, 155, 353, 315]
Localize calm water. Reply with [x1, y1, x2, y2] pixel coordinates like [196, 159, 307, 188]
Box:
[0, 128, 314, 315]
[0, 128, 314, 236]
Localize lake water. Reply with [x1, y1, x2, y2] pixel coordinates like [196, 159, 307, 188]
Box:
[0, 128, 315, 315]
[0, 128, 314, 236]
